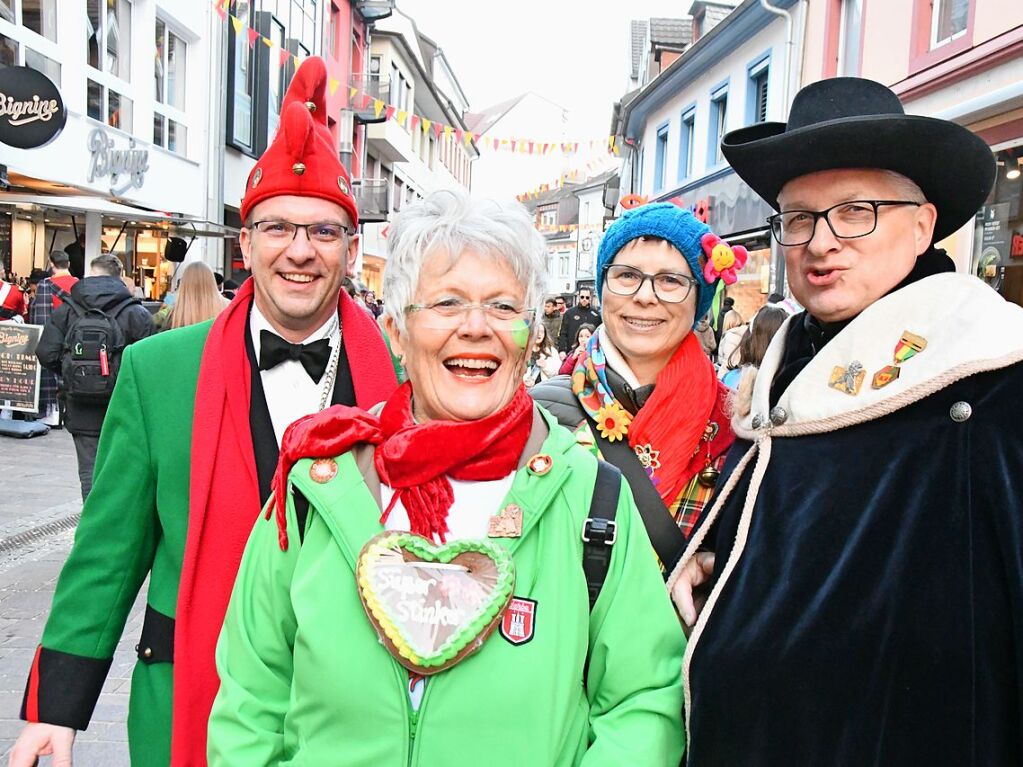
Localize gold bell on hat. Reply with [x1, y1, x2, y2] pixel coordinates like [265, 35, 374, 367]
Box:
[304, 100, 316, 112]
[292, 162, 306, 175]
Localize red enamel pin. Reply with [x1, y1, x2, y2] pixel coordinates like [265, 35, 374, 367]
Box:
[500, 597, 537, 646]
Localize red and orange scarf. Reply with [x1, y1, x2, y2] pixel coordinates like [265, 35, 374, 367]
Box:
[571, 330, 720, 507]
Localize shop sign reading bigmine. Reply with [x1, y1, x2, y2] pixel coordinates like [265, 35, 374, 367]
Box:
[0, 66, 67, 149]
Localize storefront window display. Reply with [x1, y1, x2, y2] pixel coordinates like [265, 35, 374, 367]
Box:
[972, 144, 1023, 307]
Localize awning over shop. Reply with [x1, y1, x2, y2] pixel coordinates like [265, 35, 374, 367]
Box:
[0, 193, 239, 238]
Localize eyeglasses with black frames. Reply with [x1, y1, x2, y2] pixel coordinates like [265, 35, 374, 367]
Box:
[767, 200, 922, 247]
[251, 220, 355, 247]
[405, 298, 536, 331]
[602, 263, 698, 304]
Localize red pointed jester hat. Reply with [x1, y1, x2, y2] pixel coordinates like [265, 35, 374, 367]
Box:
[240, 56, 359, 226]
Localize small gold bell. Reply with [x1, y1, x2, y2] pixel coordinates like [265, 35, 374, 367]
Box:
[697, 464, 720, 488]
[292, 162, 306, 175]
[304, 100, 316, 112]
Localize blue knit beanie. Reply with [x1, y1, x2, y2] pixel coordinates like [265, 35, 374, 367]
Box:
[596, 203, 715, 324]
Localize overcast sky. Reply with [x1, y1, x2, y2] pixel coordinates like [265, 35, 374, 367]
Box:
[392, 0, 692, 139]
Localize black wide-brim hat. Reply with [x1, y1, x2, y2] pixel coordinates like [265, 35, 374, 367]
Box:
[721, 77, 995, 242]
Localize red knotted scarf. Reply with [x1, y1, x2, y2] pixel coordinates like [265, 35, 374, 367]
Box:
[269, 381, 534, 548]
[171, 278, 397, 767]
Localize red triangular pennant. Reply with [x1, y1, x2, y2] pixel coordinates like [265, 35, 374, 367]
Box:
[384, 105, 396, 120]
[278, 48, 291, 68]
[247, 28, 259, 47]
[433, 122, 443, 138]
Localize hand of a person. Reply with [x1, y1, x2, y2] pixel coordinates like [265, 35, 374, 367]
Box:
[8, 723, 76, 767]
[559, 351, 567, 361]
[670, 552, 715, 628]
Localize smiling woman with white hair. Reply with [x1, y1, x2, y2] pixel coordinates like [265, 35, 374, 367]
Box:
[207, 189, 686, 767]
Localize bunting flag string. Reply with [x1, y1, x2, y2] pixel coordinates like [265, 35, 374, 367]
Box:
[212, 0, 623, 157]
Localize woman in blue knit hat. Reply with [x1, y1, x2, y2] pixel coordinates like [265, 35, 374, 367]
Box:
[532, 202, 737, 575]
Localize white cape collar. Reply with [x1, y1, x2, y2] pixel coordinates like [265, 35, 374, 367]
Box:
[736, 273, 1023, 438]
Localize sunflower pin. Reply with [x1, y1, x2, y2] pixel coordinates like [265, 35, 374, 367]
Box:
[595, 402, 631, 442]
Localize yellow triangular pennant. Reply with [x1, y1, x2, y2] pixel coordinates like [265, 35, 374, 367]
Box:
[374, 99, 384, 118]
[328, 77, 340, 96]
[230, 14, 243, 34]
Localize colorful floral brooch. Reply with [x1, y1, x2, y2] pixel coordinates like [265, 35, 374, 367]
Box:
[700, 233, 749, 285]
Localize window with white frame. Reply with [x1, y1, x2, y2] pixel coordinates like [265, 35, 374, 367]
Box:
[86, 0, 132, 132]
[678, 107, 695, 180]
[653, 122, 669, 191]
[154, 18, 186, 155]
[931, 0, 968, 48]
[747, 56, 769, 125]
[837, 0, 863, 76]
[0, 0, 61, 85]
[559, 255, 569, 277]
[540, 209, 557, 229]
[265, 16, 285, 144]
[708, 84, 728, 168]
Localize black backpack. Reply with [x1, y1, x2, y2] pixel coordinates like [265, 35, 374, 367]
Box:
[59, 292, 138, 402]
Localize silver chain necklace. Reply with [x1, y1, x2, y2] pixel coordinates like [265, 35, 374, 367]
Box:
[317, 313, 343, 411]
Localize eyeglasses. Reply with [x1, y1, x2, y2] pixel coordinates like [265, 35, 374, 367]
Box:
[767, 200, 922, 246]
[602, 264, 698, 304]
[405, 298, 536, 330]
[251, 220, 354, 247]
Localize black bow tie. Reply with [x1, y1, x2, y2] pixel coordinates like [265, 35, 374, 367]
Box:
[258, 330, 332, 383]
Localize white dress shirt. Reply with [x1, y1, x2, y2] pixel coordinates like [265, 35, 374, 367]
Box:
[249, 304, 341, 445]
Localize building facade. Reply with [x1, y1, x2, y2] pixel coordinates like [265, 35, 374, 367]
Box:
[354, 9, 477, 293]
[0, 0, 221, 298]
[800, 0, 1023, 306]
[612, 0, 803, 318]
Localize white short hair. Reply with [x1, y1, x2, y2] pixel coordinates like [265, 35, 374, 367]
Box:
[879, 170, 927, 203]
[382, 189, 547, 334]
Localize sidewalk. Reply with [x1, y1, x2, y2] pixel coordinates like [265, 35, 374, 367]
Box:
[0, 428, 137, 764]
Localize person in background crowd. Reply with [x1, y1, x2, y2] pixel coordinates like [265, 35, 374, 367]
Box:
[363, 289, 382, 318]
[711, 295, 735, 347]
[163, 262, 229, 331]
[556, 286, 600, 356]
[718, 304, 788, 390]
[37, 252, 78, 311]
[671, 76, 1023, 766]
[214, 271, 225, 294]
[555, 295, 566, 314]
[10, 57, 398, 767]
[541, 296, 562, 342]
[715, 308, 746, 370]
[222, 278, 239, 300]
[0, 261, 27, 322]
[208, 188, 685, 766]
[35, 254, 155, 499]
[64, 234, 86, 279]
[693, 313, 717, 358]
[532, 203, 736, 575]
[558, 322, 595, 375]
[524, 321, 561, 386]
[29, 253, 80, 425]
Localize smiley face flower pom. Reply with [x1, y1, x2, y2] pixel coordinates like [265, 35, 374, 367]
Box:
[700, 233, 749, 285]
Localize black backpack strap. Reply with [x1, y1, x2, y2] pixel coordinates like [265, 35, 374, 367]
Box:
[531, 376, 688, 578]
[582, 461, 622, 610]
[588, 425, 687, 577]
[107, 296, 140, 319]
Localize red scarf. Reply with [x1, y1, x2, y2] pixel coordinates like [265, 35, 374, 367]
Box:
[628, 332, 720, 506]
[269, 381, 534, 548]
[171, 278, 397, 767]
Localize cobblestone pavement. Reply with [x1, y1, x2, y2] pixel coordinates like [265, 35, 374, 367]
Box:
[0, 428, 138, 764]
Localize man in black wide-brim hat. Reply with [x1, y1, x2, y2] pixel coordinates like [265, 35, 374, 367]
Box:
[668, 77, 1023, 765]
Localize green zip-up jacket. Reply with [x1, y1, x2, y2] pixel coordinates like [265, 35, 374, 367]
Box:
[25, 320, 212, 767]
[209, 409, 686, 766]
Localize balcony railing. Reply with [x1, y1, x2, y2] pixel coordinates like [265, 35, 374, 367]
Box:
[355, 0, 394, 22]
[352, 178, 388, 223]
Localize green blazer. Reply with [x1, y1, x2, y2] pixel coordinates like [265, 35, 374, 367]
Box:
[28, 320, 213, 767]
